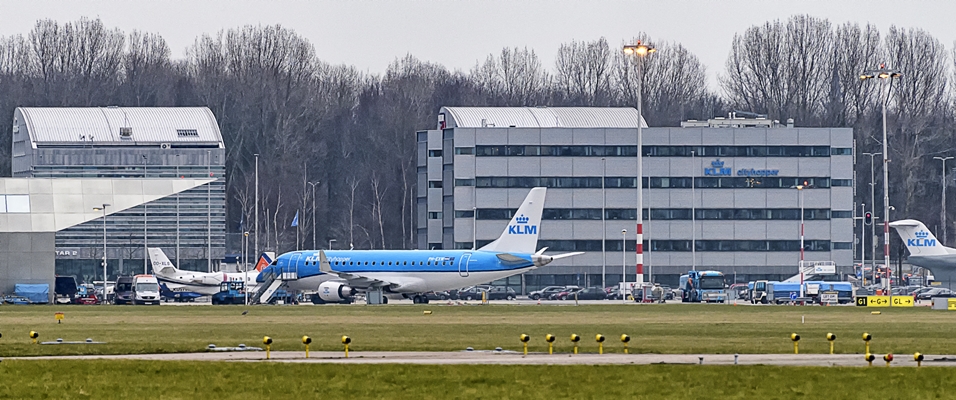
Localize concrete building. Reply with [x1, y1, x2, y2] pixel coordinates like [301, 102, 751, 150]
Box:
[12, 107, 226, 276]
[416, 107, 854, 290]
[0, 178, 212, 298]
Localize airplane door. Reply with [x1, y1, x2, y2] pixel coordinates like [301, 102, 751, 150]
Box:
[289, 254, 301, 278]
[459, 253, 471, 277]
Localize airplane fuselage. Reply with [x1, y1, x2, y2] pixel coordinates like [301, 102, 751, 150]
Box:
[261, 249, 536, 293]
[156, 271, 261, 296]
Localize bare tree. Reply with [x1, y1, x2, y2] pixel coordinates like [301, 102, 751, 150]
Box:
[554, 37, 613, 105]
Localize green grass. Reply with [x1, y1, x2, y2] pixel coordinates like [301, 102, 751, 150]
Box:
[1, 360, 955, 399]
[0, 304, 954, 357]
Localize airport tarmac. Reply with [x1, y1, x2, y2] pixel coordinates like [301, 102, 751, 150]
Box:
[10, 351, 954, 367]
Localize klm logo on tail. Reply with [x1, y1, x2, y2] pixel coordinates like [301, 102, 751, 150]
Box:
[508, 214, 537, 235]
[909, 230, 937, 247]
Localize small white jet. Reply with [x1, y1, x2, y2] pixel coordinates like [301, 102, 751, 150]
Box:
[148, 247, 273, 296]
[890, 219, 953, 287]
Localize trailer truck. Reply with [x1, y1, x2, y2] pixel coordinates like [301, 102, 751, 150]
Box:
[679, 270, 727, 303]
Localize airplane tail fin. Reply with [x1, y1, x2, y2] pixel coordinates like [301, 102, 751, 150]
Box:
[890, 219, 952, 256]
[479, 187, 547, 254]
[147, 248, 178, 276]
[255, 252, 276, 272]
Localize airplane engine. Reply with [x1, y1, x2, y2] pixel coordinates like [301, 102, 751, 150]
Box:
[318, 281, 355, 302]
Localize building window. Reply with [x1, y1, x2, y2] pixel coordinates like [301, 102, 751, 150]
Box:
[831, 147, 852, 155]
[476, 176, 831, 189]
[454, 147, 474, 155]
[454, 179, 475, 187]
[454, 242, 473, 249]
[831, 179, 852, 187]
[831, 211, 852, 218]
[832, 242, 853, 250]
[473, 207, 833, 220]
[428, 181, 443, 189]
[454, 210, 474, 218]
[427, 212, 443, 219]
[475, 145, 839, 157]
[417, 132, 428, 142]
[428, 243, 443, 250]
[428, 150, 443, 157]
[176, 129, 198, 137]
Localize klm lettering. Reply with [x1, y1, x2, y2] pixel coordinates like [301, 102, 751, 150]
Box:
[908, 238, 936, 247]
[509, 225, 538, 235]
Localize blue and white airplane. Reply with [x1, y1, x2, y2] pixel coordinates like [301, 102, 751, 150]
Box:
[259, 187, 582, 303]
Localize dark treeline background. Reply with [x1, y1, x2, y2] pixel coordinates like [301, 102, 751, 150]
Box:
[0, 15, 953, 253]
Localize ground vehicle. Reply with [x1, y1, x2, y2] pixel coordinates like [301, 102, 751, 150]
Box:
[54, 276, 79, 304]
[551, 287, 584, 300]
[729, 283, 749, 301]
[425, 291, 451, 301]
[212, 281, 247, 305]
[571, 287, 607, 300]
[485, 286, 517, 300]
[758, 281, 853, 304]
[132, 275, 161, 305]
[114, 276, 134, 305]
[680, 270, 727, 303]
[528, 286, 566, 300]
[750, 280, 769, 304]
[75, 285, 99, 304]
[918, 287, 955, 300]
[452, 285, 492, 301]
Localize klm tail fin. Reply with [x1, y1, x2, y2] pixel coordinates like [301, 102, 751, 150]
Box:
[147, 248, 178, 276]
[479, 187, 547, 254]
[890, 219, 953, 256]
[255, 252, 276, 272]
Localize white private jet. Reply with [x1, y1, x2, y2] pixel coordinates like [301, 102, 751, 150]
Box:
[890, 219, 953, 287]
[148, 247, 273, 296]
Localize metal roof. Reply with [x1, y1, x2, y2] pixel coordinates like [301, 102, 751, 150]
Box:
[16, 107, 224, 145]
[440, 107, 646, 129]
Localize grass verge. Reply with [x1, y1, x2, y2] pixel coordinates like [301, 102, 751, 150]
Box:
[1, 360, 954, 399]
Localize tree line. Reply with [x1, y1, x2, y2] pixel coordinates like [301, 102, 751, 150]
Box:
[0, 15, 952, 253]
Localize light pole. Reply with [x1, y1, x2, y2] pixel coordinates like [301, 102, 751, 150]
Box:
[243, 231, 249, 305]
[621, 228, 627, 303]
[308, 181, 320, 249]
[94, 204, 110, 301]
[175, 154, 180, 266]
[691, 150, 696, 271]
[793, 184, 807, 299]
[862, 152, 881, 275]
[143, 154, 148, 274]
[601, 157, 606, 289]
[254, 153, 259, 272]
[860, 203, 866, 285]
[329, 239, 337, 250]
[623, 39, 656, 286]
[934, 156, 953, 245]
[861, 64, 901, 293]
[207, 150, 212, 272]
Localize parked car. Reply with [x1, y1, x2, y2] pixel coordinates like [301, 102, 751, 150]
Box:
[569, 287, 607, 300]
[918, 288, 955, 300]
[424, 291, 451, 301]
[453, 286, 491, 301]
[550, 287, 584, 300]
[485, 286, 517, 300]
[528, 286, 566, 300]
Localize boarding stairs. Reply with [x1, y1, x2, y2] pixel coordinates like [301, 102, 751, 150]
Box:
[784, 261, 836, 283]
[250, 270, 298, 304]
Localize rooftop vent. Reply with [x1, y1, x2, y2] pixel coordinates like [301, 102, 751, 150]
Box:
[177, 129, 199, 137]
[119, 127, 133, 137]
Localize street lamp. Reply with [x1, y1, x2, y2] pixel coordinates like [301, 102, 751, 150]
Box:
[691, 150, 696, 272]
[621, 228, 627, 303]
[862, 152, 881, 275]
[143, 154, 148, 274]
[243, 231, 250, 305]
[934, 156, 954, 245]
[861, 63, 901, 293]
[308, 181, 320, 249]
[623, 39, 656, 286]
[792, 184, 808, 299]
[93, 203, 110, 302]
[601, 157, 606, 289]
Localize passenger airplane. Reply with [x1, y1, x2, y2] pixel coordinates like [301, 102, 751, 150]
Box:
[148, 248, 274, 296]
[259, 187, 583, 303]
[890, 219, 954, 287]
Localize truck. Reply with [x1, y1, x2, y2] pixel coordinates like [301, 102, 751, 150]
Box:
[679, 270, 727, 303]
[750, 280, 854, 304]
[132, 275, 161, 305]
[212, 281, 247, 305]
[113, 276, 134, 305]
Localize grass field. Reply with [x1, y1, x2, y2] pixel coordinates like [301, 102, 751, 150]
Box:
[2, 360, 955, 399]
[1, 303, 954, 357]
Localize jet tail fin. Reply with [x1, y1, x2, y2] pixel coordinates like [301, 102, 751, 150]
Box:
[255, 252, 276, 272]
[479, 187, 547, 254]
[147, 248, 178, 276]
[890, 219, 953, 256]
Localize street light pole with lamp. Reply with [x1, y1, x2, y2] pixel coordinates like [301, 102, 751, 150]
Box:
[308, 181, 320, 249]
[93, 204, 110, 301]
[934, 156, 954, 245]
[792, 184, 809, 299]
[243, 231, 250, 305]
[860, 63, 901, 293]
[862, 151, 881, 274]
[621, 228, 627, 303]
[623, 40, 656, 286]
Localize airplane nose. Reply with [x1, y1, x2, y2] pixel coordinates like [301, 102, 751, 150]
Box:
[532, 254, 554, 267]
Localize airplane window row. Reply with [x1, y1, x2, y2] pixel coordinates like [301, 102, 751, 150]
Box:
[303, 260, 456, 266]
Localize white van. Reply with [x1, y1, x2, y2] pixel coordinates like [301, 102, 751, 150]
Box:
[133, 274, 161, 305]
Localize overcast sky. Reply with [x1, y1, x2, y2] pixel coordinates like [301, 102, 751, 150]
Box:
[1, 0, 953, 91]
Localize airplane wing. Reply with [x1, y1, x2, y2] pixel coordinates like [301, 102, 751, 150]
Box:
[318, 250, 393, 289]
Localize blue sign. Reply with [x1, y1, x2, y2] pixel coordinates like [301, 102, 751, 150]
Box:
[737, 168, 779, 177]
[908, 230, 937, 247]
[703, 159, 731, 176]
[790, 292, 798, 300]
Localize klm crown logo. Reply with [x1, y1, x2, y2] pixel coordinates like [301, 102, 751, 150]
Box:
[711, 159, 725, 168]
[908, 230, 936, 247]
[704, 158, 731, 176]
[509, 214, 537, 235]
